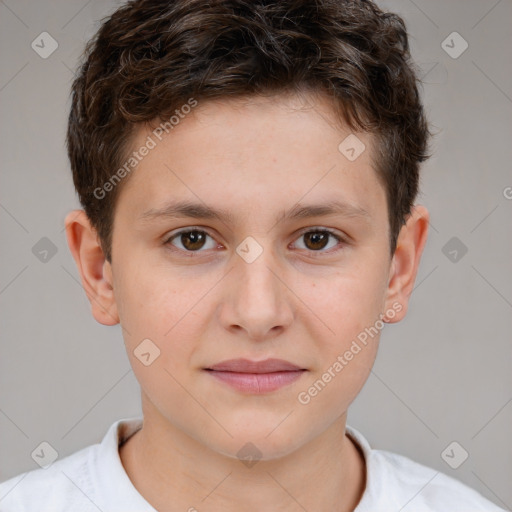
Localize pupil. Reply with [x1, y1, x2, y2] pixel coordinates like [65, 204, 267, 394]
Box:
[305, 232, 328, 250]
[182, 231, 205, 250]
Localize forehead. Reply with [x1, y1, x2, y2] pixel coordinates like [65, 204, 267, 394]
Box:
[116, 91, 386, 226]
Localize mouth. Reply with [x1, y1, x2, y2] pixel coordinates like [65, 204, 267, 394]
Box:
[203, 358, 307, 394]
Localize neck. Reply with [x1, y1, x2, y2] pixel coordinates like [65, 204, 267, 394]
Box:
[120, 403, 366, 512]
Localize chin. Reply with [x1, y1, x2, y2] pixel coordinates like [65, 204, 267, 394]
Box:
[202, 420, 307, 462]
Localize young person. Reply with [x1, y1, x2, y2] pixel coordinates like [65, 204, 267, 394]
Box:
[0, 0, 505, 510]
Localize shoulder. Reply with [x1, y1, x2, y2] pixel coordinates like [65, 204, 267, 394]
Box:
[372, 448, 504, 511]
[0, 443, 100, 512]
[346, 425, 506, 512]
[0, 417, 146, 512]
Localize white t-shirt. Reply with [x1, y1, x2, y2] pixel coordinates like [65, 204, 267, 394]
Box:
[0, 416, 505, 511]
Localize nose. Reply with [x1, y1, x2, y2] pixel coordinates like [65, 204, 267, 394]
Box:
[218, 246, 294, 341]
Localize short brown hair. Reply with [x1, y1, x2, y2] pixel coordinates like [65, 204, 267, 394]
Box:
[66, 0, 432, 263]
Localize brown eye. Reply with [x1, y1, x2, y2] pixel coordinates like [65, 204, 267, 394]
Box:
[293, 229, 342, 253]
[166, 229, 216, 252]
[180, 231, 206, 250]
[303, 231, 330, 250]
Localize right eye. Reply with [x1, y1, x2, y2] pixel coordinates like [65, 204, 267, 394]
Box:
[164, 229, 219, 253]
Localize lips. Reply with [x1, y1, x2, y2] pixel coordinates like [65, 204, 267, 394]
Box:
[206, 358, 304, 373]
[204, 358, 307, 393]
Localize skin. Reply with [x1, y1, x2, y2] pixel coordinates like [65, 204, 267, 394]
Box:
[65, 90, 429, 512]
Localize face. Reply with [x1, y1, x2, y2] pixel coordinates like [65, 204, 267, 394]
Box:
[94, 91, 404, 459]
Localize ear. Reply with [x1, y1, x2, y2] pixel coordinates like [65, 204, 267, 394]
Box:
[383, 204, 429, 323]
[64, 209, 119, 326]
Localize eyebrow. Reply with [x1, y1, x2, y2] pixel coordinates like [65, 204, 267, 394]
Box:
[138, 199, 371, 225]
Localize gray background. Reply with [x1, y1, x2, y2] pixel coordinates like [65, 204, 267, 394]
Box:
[0, 0, 511, 508]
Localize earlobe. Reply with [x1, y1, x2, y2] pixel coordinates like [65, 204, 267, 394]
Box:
[383, 205, 430, 323]
[64, 209, 119, 326]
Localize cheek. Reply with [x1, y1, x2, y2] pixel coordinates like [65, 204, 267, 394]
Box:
[289, 267, 385, 408]
[297, 263, 387, 342]
[114, 264, 210, 378]
[117, 279, 200, 413]
[114, 256, 191, 334]
[296, 275, 383, 413]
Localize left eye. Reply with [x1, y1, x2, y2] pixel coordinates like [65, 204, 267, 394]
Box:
[292, 229, 342, 252]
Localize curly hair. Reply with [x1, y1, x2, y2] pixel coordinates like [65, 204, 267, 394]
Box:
[66, 0, 432, 263]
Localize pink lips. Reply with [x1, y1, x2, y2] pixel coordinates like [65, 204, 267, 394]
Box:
[204, 358, 306, 394]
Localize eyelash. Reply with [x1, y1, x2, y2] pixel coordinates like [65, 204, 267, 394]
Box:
[163, 227, 347, 257]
